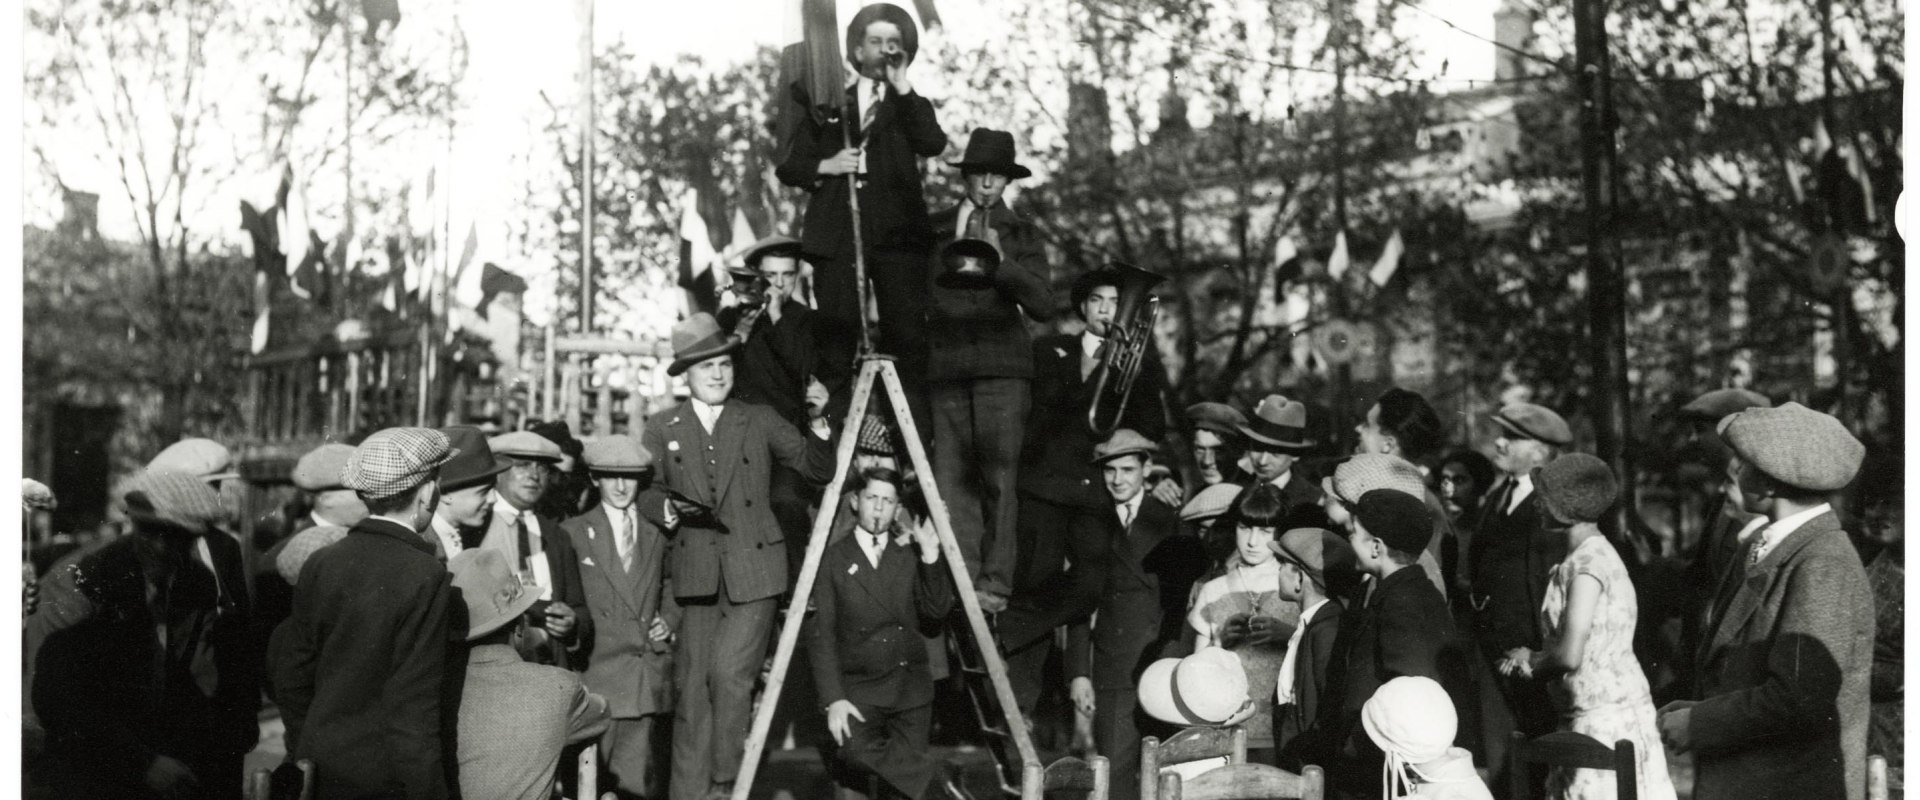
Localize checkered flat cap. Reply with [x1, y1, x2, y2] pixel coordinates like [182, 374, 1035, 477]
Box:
[1332, 453, 1427, 503]
[1719, 402, 1864, 492]
[123, 469, 229, 532]
[342, 427, 458, 500]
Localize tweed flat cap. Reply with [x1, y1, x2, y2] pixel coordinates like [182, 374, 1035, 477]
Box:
[1180, 482, 1245, 522]
[1719, 402, 1864, 492]
[582, 436, 653, 474]
[1492, 403, 1573, 446]
[123, 469, 228, 533]
[1677, 388, 1772, 422]
[1186, 402, 1248, 437]
[1353, 488, 1432, 555]
[1532, 453, 1618, 525]
[276, 524, 349, 585]
[1269, 527, 1354, 586]
[490, 431, 564, 462]
[341, 428, 458, 501]
[1332, 453, 1427, 504]
[292, 444, 356, 492]
[1092, 429, 1159, 464]
[148, 438, 240, 483]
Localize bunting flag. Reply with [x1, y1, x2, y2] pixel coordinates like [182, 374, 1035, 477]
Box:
[1810, 117, 1876, 231]
[1327, 231, 1350, 279]
[677, 185, 725, 315]
[775, 0, 845, 166]
[477, 263, 529, 320]
[278, 166, 317, 300]
[912, 0, 942, 30]
[1271, 234, 1301, 305]
[1369, 228, 1405, 287]
[238, 193, 280, 356]
[726, 207, 758, 273]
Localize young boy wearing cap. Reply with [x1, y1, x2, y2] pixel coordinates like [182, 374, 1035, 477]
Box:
[1269, 528, 1352, 771]
[428, 427, 512, 562]
[483, 430, 592, 670]
[450, 548, 612, 800]
[562, 436, 680, 799]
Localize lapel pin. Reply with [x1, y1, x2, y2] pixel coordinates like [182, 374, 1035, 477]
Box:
[668, 441, 681, 452]
[582, 556, 596, 567]
[848, 563, 859, 575]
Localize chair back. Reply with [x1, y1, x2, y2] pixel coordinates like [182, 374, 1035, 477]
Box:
[1027, 754, 1110, 800]
[246, 759, 315, 800]
[1140, 725, 1247, 800]
[1154, 763, 1324, 800]
[1508, 731, 1636, 800]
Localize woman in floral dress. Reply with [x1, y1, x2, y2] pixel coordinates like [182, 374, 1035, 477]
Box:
[1497, 454, 1675, 800]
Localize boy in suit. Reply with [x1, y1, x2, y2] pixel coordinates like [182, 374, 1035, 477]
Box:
[1270, 527, 1353, 769]
[812, 467, 956, 800]
[564, 436, 680, 799]
[482, 430, 592, 669]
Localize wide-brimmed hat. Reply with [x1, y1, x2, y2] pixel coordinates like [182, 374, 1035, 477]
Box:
[1675, 388, 1772, 423]
[1532, 453, 1617, 525]
[1353, 488, 1432, 555]
[1092, 429, 1159, 465]
[1237, 395, 1314, 451]
[1331, 453, 1426, 504]
[1269, 527, 1354, 587]
[1491, 403, 1573, 447]
[741, 234, 814, 270]
[277, 524, 349, 585]
[1186, 402, 1248, 439]
[1180, 482, 1245, 523]
[439, 426, 513, 490]
[292, 444, 356, 492]
[582, 436, 653, 475]
[1718, 402, 1864, 492]
[949, 129, 1032, 179]
[123, 469, 229, 534]
[148, 438, 240, 484]
[1137, 647, 1256, 727]
[341, 428, 458, 501]
[668, 313, 741, 377]
[844, 3, 919, 67]
[1362, 676, 1458, 770]
[450, 548, 543, 641]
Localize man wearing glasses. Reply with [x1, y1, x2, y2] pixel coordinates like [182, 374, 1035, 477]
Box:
[482, 430, 592, 670]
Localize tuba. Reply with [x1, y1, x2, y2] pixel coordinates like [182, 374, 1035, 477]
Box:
[935, 206, 1003, 289]
[1086, 261, 1167, 436]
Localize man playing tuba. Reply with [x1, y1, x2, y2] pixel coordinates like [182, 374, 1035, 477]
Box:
[925, 127, 1054, 612]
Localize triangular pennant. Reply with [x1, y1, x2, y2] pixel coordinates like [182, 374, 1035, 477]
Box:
[1327, 231, 1350, 279]
[1369, 229, 1405, 287]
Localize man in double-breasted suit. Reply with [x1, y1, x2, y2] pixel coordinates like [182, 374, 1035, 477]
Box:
[1661, 403, 1874, 800]
[639, 313, 836, 800]
[812, 468, 957, 800]
[564, 436, 681, 800]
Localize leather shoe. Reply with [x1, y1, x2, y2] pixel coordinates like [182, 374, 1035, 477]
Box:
[703, 781, 735, 800]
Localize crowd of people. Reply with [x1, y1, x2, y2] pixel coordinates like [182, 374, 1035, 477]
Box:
[18, 5, 1904, 800]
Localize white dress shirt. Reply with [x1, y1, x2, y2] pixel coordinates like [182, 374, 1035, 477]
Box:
[1505, 473, 1535, 515]
[1275, 598, 1331, 704]
[605, 502, 638, 567]
[430, 514, 464, 559]
[1267, 471, 1295, 492]
[1115, 492, 1145, 529]
[1081, 331, 1105, 360]
[1749, 503, 1832, 565]
[691, 397, 724, 434]
[1732, 514, 1769, 545]
[855, 526, 887, 569]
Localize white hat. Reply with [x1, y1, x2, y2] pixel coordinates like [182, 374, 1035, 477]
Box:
[1136, 647, 1254, 727]
[1361, 676, 1459, 798]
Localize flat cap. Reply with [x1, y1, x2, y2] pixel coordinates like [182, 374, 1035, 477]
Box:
[342, 428, 458, 501]
[1533, 453, 1618, 525]
[582, 436, 653, 474]
[1719, 402, 1864, 492]
[857, 415, 897, 456]
[490, 431, 564, 462]
[148, 438, 239, 483]
[1331, 453, 1427, 504]
[123, 469, 228, 533]
[1185, 402, 1248, 438]
[1180, 482, 1245, 522]
[1677, 388, 1772, 422]
[292, 444, 357, 492]
[1092, 429, 1159, 464]
[276, 524, 349, 585]
[1269, 527, 1355, 586]
[1492, 403, 1573, 447]
[1353, 488, 1432, 556]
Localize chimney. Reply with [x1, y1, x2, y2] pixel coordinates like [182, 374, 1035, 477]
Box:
[59, 189, 100, 243]
[1493, 0, 1536, 82]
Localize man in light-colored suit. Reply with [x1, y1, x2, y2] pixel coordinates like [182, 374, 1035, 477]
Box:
[564, 436, 680, 799]
[638, 313, 835, 800]
[1660, 402, 1874, 800]
[451, 548, 610, 800]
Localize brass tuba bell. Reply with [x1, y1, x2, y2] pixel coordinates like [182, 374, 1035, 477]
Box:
[1085, 260, 1167, 436]
[935, 205, 1003, 289]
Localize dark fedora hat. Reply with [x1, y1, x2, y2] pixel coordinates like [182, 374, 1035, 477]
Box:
[668, 313, 741, 377]
[438, 426, 512, 491]
[1237, 394, 1315, 451]
[844, 3, 919, 68]
[950, 129, 1032, 179]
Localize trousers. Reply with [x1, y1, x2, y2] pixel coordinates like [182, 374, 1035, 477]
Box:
[668, 588, 777, 800]
[929, 378, 1028, 598]
[811, 247, 930, 440]
[826, 703, 937, 800]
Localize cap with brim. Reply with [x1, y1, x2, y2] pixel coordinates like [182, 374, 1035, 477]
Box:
[582, 435, 653, 474]
[450, 548, 544, 641]
[844, 3, 920, 67]
[1675, 388, 1772, 423]
[277, 525, 349, 585]
[1186, 402, 1248, 438]
[491, 431, 564, 463]
[1137, 648, 1255, 727]
[148, 438, 240, 484]
[341, 428, 458, 501]
[439, 426, 513, 490]
[292, 444, 357, 492]
[1268, 527, 1352, 586]
[1718, 401, 1864, 492]
[1331, 453, 1426, 504]
[1237, 394, 1314, 451]
[1361, 676, 1457, 767]
[1092, 429, 1159, 465]
[668, 313, 742, 377]
[123, 469, 229, 534]
[741, 234, 813, 269]
[1491, 403, 1573, 447]
[1181, 482, 1245, 522]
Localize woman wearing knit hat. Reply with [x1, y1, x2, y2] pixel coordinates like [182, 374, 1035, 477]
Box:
[1496, 454, 1675, 800]
[1362, 677, 1493, 800]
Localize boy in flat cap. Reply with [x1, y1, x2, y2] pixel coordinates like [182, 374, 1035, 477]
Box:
[562, 436, 680, 799]
[429, 427, 512, 561]
[270, 428, 460, 800]
[483, 430, 592, 669]
[1671, 388, 1773, 698]
[1270, 527, 1353, 771]
[1660, 403, 1873, 800]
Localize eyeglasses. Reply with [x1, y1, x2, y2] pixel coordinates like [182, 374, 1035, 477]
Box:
[509, 460, 553, 477]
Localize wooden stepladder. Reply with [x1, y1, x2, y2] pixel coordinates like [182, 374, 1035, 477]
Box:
[731, 354, 1042, 800]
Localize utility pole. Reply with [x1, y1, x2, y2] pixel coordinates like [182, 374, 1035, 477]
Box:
[342, 0, 355, 320]
[1574, 0, 1634, 539]
[1329, 0, 1354, 443]
[578, 0, 597, 333]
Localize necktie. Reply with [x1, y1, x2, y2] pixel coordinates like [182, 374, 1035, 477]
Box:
[620, 508, 638, 573]
[867, 532, 885, 567]
[513, 513, 532, 573]
[1118, 502, 1133, 530]
[1082, 339, 1104, 381]
[861, 82, 880, 131]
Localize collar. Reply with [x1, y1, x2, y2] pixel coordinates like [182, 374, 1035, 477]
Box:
[1755, 503, 1831, 552]
[493, 498, 530, 526]
[1267, 471, 1294, 491]
[602, 502, 634, 523]
[1732, 514, 1769, 544]
[431, 514, 459, 538]
[691, 397, 726, 422]
[467, 642, 522, 665]
[310, 511, 333, 529]
[1506, 473, 1535, 511]
[370, 514, 418, 535]
[1115, 492, 1145, 523]
[1296, 597, 1331, 629]
[1081, 330, 1105, 359]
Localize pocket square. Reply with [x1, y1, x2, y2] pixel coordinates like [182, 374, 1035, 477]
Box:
[581, 556, 596, 567]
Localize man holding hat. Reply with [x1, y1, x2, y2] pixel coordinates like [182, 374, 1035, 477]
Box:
[1269, 528, 1353, 768]
[28, 469, 258, 800]
[640, 313, 834, 800]
[270, 427, 460, 800]
[925, 127, 1054, 613]
[1236, 394, 1324, 510]
[429, 426, 512, 561]
[451, 548, 612, 800]
[776, 1, 947, 409]
[1660, 403, 1873, 800]
[562, 436, 680, 799]
[482, 429, 592, 669]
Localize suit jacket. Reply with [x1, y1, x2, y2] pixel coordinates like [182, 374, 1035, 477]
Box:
[270, 518, 457, 800]
[457, 643, 610, 800]
[1275, 598, 1345, 765]
[638, 399, 835, 603]
[1465, 481, 1565, 652]
[27, 531, 259, 792]
[1689, 511, 1874, 800]
[562, 506, 680, 719]
[776, 83, 947, 257]
[924, 200, 1053, 382]
[720, 301, 817, 427]
[810, 533, 954, 709]
[483, 507, 594, 669]
[1241, 472, 1327, 514]
[1018, 333, 1171, 510]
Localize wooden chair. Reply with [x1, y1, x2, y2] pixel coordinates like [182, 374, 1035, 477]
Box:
[1868, 754, 1889, 800]
[1021, 754, 1111, 800]
[1139, 726, 1248, 800]
[1507, 731, 1636, 800]
[1154, 763, 1325, 800]
[246, 759, 314, 800]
